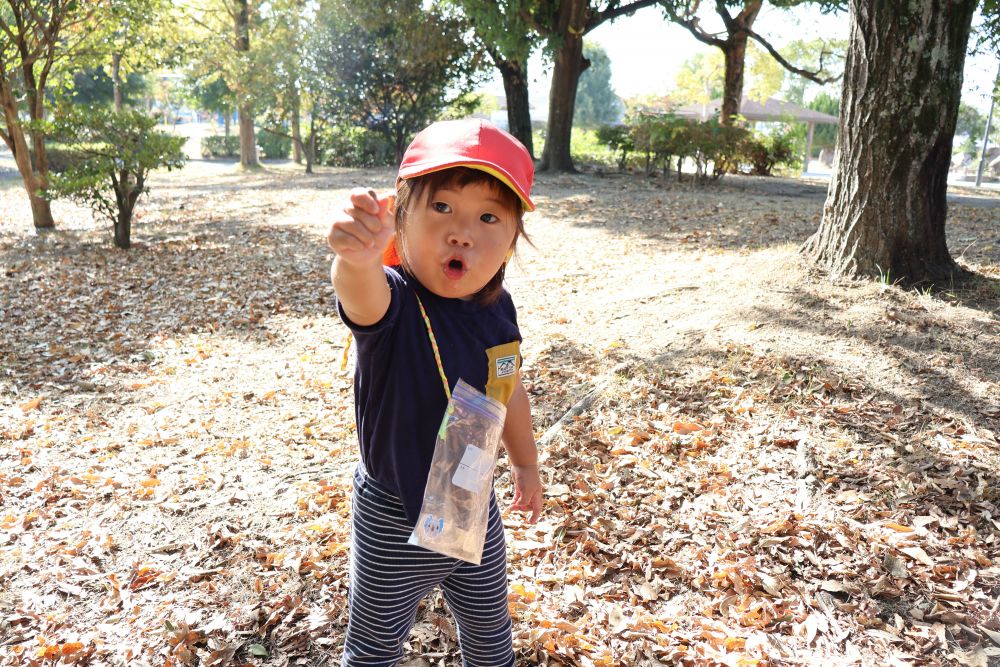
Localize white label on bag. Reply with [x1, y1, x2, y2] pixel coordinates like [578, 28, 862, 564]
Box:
[452, 444, 493, 492]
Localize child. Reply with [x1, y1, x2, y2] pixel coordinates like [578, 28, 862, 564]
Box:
[327, 118, 544, 666]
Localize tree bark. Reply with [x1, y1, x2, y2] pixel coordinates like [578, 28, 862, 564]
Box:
[717, 0, 761, 125]
[497, 57, 534, 159]
[540, 0, 589, 172]
[238, 103, 257, 167]
[720, 31, 749, 125]
[291, 97, 303, 164]
[234, 0, 259, 168]
[112, 52, 124, 113]
[803, 0, 977, 284]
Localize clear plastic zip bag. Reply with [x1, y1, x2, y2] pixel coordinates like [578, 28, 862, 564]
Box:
[409, 379, 507, 564]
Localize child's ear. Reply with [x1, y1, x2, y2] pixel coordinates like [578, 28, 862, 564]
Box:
[504, 247, 514, 264]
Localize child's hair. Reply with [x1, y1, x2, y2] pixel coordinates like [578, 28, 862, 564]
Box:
[394, 166, 529, 305]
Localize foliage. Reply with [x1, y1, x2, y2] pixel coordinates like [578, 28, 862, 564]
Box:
[575, 42, 623, 128]
[201, 135, 241, 158]
[70, 67, 149, 107]
[594, 114, 801, 178]
[257, 128, 292, 159]
[807, 91, 839, 154]
[184, 73, 236, 118]
[595, 124, 634, 170]
[779, 38, 848, 104]
[316, 125, 396, 168]
[745, 42, 785, 103]
[306, 0, 489, 160]
[46, 106, 186, 248]
[673, 50, 724, 107]
[0, 0, 105, 228]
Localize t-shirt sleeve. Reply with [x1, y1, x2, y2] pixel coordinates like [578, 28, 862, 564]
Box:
[336, 266, 408, 336]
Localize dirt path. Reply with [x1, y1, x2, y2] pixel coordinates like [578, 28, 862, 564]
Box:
[1, 162, 998, 666]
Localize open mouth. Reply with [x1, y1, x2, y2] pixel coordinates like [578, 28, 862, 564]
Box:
[444, 257, 467, 280]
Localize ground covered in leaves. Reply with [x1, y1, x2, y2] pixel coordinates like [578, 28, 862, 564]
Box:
[1, 158, 999, 667]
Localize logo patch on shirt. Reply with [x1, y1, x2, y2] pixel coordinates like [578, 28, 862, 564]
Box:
[495, 355, 517, 378]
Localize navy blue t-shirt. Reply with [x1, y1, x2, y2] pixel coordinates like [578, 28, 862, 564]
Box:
[337, 267, 522, 523]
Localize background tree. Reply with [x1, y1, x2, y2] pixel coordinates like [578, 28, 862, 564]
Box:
[673, 50, 725, 112]
[574, 41, 623, 127]
[0, 0, 101, 230]
[449, 0, 542, 157]
[184, 0, 263, 168]
[70, 67, 148, 108]
[308, 0, 488, 161]
[803, 0, 978, 283]
[534, 0, 662, 173]
[100, 0, 179, 113]
[253, 0, 316, 169]
[183, 74, 236, 136]
[662, 0, 843, 125]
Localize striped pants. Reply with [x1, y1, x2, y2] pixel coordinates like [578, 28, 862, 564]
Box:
[343, 466, 515, 667]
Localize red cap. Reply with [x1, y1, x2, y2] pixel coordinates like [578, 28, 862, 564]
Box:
[397, 118, 535, 212]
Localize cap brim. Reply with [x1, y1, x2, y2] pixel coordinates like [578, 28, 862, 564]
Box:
[399, 160, 535, 212]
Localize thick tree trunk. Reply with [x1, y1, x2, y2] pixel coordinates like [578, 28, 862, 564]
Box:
[540, 0, 589, 173]
[719, 0, 761, 125]
[238, 103, 258, 168]
[115, 208, 132, 250]
[497, 58, 534, 159]
[720, 36, 748, 125]
[803, 0, 977, 284]
[112, 52, 124, 113]
[234, 0, 259, 169]
[2, 98, 54, 229]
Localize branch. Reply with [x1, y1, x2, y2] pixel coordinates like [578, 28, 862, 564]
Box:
[664, 8, 726, 48]
[746, 28, 841, 84]
[588, 0, 662, 33]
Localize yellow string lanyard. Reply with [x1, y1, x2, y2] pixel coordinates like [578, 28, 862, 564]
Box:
[414, 294, 451, 401]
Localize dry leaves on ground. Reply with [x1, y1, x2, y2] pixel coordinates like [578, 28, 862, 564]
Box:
[1, 162, 999, 666]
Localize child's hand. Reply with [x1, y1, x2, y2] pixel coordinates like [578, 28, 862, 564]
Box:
[327, 187, 394, 266]
[510, 464, 543, 524]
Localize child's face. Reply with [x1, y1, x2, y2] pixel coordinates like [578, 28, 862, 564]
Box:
[402, 180, 518, 300]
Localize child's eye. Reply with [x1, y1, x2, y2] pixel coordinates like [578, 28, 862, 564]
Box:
[481, 213, 501, 224]
[431, 201, 451, 213]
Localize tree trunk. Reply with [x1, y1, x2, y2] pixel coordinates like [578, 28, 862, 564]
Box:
[719, 1, 761, 125]
[540, 0, 589, 172]
[238, 103, 258, 168]
[720, 35, 748, 125]
[112, 52, 124, 113]
[803, 0, 977, 284]
[115, 207, 132, 250]
[224, 112, 231, 138]
[2, 97, 54, 229]
[234, 0, 258, 168]
[291, 98, 303, 164]
[304, 116, 315, 174]
[497, 57, 534, 159]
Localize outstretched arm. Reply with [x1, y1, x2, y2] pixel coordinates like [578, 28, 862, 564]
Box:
[503, 374, 543, 523]
[328, 188, 395, 326]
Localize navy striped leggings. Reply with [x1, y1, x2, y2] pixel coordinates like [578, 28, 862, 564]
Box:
[343, 466, 515, 667]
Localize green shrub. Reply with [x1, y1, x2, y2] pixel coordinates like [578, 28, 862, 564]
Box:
[594, 125, 633, 171]
[257, 129, 292, 160]
[201, 135, 240, 158]
[47, 106, 186, 249]
[317, 125, 394, 168]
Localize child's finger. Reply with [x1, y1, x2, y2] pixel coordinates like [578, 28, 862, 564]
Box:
[349, 187, 380, 214]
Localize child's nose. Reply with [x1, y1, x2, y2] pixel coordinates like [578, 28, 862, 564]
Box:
[447, 227, 473, 247]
